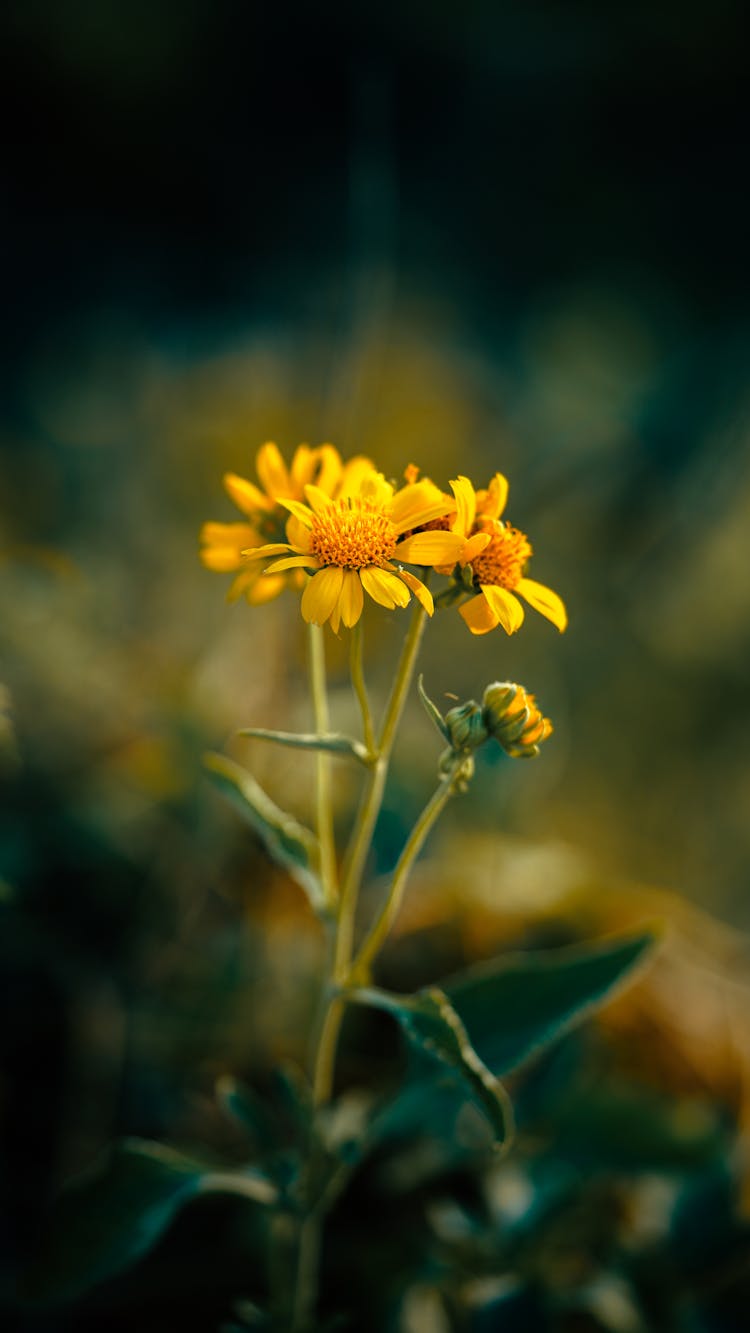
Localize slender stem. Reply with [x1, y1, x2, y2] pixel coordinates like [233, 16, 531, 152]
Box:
[308, 622, 337, 909]
[293, 598, 429, 1331]
[354, 764, 459, 978]
[335, 598, 428, 983]
[350, 620, 375, 756]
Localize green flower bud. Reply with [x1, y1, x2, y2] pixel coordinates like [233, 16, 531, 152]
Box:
[444, 700, 488, 752]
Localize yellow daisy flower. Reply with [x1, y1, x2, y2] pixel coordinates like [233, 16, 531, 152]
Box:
[245, 470, 465, 633]
[200, 441, 372, 603]
[448, 473, 567, 636]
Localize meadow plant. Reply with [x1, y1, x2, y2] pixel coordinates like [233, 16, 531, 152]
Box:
[198, 444, 651, 1329]
[26, 443, 656, 1331]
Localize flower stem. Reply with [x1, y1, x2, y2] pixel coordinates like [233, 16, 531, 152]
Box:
[350, 620, 375, 757]
[353, 762, 460, 978]
[308, 622, 337, 910]
[292, 599, 429, 1330]
[335, 598, 428, 985]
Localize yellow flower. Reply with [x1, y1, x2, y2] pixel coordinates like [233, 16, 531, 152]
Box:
[482, 681, 554, 758]
[200, 442, 372, 603]
[246, 470, 465, 633]
[448, 474, 567, 636]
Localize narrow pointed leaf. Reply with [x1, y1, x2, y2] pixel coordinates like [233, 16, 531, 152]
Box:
[237, 727, 371, 764]
[204, 752, 324, 912]
[417, 674, 450, 741]
[351, 985, 513, 1147]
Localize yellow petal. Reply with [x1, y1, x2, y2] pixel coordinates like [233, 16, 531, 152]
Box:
[337, 456, 379, 498]
[360, 566, 411, 609]
[224, 473, 272, 516]
[480, 584, 525, 634]
[286, 514, 312, 550]
[289, 444, 314, 490]
[301, 566, 344, 625]
[227, 569, 261, 601]
[201, 546, 245, 572]
[302, 483, 333, 516]
[311, 444, 343, 494]
[256, 442, 291, 499]
[458, 594, 499, 635]
[389, 481, 453, 533]
[278, 497, 314, 528]
[478, 472, 509, 520]
[461, 530, 491, 563]
[358, 470, 395, 508]
[264, 555, 318, 573]
[449, 476, 475, 537]
[516, 578, 568, 632]
[392, 565, 434, 615]
[247, 574, 286, 605]
[201, 521, 257, 547]
[339, 570, 364, 627]
[241, 542, 293, 560]
[396, 531, 465, 565]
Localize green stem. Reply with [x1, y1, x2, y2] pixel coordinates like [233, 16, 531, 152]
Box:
[292, 598, 429, 1331]
[353, 763, 460, 978]
[335, 597, 428, 987]
[308, 622, 337, 910]
[350, 620, 375, 757]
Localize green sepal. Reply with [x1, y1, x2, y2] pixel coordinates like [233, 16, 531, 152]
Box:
[204, 752, 326, 914]
[417, 674, 450, 741]
[23, 1138, 277, 1305]
[350, 985, 514, 1149]
[237, 727, 372, 765]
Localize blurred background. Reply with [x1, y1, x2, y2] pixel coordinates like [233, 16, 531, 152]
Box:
[1, 2, 749, 1329]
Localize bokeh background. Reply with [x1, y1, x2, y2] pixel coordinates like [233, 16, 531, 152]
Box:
[1, 2, 749, 1330]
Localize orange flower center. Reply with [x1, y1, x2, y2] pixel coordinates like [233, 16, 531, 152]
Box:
[471, 522, 532, 590]
[309, 497, 398, 570]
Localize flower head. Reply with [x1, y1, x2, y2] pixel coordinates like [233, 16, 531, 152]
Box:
[200, 442, 372, 603]
[482, 681, 553, 758]
[447, 474, 567, 636]
[246, 469, 465, 633]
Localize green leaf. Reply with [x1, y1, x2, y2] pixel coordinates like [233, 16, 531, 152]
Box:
[445, 930, 658, 1076]
[417, 674, 450, 741]
[364, 932, 658, 1152]
[351, 985, 514, 1148]
[204, 751, 325, 913]
[25, 1138, 277, 1304]
[237, 727, 372, 765]
[216, 1075, 282, 1150]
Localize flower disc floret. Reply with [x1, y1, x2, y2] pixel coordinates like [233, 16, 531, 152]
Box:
[309, 498, 398, 570]
[470, 522, 533, 591]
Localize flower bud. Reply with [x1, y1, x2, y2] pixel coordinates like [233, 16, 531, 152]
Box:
[444, 700, 488, 752]
[482, 680, 553, 759]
